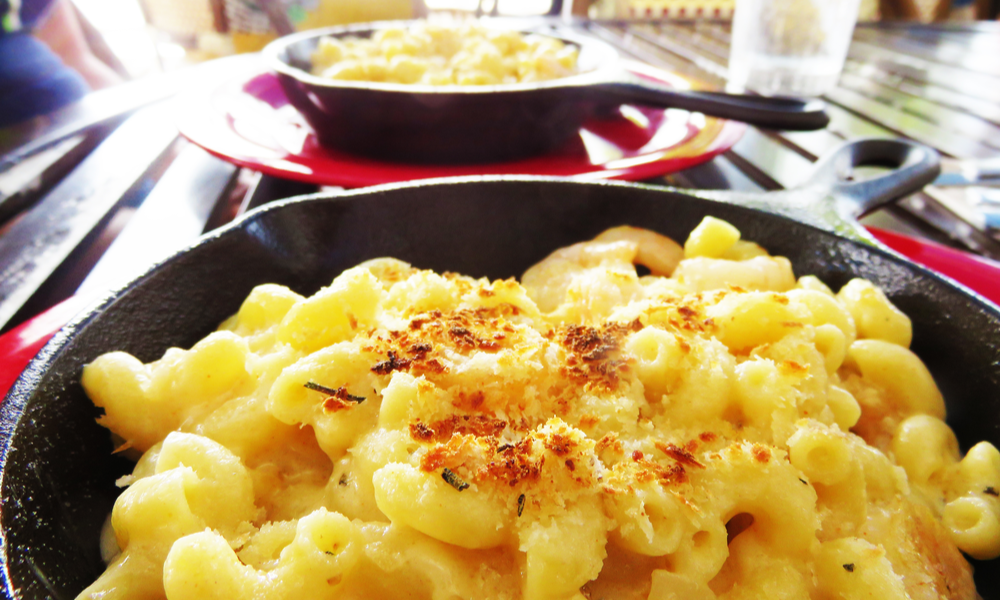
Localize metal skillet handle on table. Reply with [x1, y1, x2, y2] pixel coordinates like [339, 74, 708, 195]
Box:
[582, 74, 831, 131]
[805, 137, 941, 219]
[691, 137, 941, 242]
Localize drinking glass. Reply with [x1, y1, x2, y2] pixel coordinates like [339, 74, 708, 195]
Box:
[727, 0, 863, 97]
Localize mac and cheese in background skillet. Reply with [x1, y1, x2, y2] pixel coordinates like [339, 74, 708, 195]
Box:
[77, 218, 999, 600]
[310, 23, 579, 86]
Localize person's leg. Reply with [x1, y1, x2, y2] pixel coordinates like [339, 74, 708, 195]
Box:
[34, 0, 121, 90]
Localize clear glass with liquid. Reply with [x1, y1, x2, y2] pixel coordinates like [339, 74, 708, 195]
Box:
[728, 0, 862, 97]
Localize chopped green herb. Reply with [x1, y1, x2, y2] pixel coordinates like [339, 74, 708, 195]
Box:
[442, 468, 470, 491]
[843, 563, 855, 573]
[304, 381, 340, 395]
[517, 494, 526, 517]
[304, 382, 365, 403]
[799, 478, 808, 485]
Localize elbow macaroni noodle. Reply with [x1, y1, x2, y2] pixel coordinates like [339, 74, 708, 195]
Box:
[79, 220, 998, 600]
[309, 23, 579, 86]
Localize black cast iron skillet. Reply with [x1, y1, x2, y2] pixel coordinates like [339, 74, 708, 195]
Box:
[262, 21, 829, 164]
[3, 139, 1000, 599]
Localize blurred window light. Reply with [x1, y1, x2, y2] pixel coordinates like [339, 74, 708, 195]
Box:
[72, 0, 159, 78]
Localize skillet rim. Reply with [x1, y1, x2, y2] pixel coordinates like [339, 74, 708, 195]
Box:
[2, 175, 1000, 598]
[5, 173, 1000, 413]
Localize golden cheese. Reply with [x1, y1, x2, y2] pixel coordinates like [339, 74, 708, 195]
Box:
[310, 23, 579, 85]
[78, 221, 997, 600]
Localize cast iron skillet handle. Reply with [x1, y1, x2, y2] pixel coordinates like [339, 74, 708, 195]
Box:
[585, 80, 830, 131]
[806, 137, 941, 220]
[686, 138, 940, 244]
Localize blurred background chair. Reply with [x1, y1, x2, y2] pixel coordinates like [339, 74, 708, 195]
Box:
[924, 0, 998, 19]
[602, 0, 996, 20]
[611, 0, 734, 19]
[869, 0, 996, 19]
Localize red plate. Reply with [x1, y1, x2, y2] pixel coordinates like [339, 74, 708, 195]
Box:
[176, 62, 747, 188]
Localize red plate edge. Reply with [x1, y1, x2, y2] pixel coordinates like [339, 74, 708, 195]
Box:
[867, 226, 1000, 304]
[176, 64, 748, 188]
[191, 119, 748, 189]
[0, 294, 92, 400]
[4, 226, 1000, 400]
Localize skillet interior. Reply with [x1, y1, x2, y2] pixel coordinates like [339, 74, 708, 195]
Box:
[2, 178, 999, 599]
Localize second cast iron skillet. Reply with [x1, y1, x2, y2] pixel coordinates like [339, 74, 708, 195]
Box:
[262, 21, 829, 164]
[2, 139, 1000, 599]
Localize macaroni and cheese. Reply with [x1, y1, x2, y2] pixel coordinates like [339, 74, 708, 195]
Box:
[309, 23, 579, 85]
[78, 219, 999, 600]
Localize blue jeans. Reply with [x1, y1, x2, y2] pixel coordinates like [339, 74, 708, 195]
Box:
[0, 32, 89, 128]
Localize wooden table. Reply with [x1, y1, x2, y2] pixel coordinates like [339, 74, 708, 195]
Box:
[1, 19, 998, 335]
[588, 20, 1000, 253]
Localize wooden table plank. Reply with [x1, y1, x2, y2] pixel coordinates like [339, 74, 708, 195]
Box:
[632, 24, 949, 162]
[823, 103, 894, 139]
[727, 128, 816, 189]
[653, 20, 1000, 160]
[823, 86, 994, 158]
[617, 24, 730, 81]
[74, 144, 239, 300]
[835, 71, 1000, 153]
[658, 21, 1000, 159]
[653, 22, 731, 64]
[867, 21, 1000, 33]
[683, 21, 1000, 135]
[853, 27, 1000, 77]
[903, 189, 1000, 258]
[774, 129, 846, 162]
[0, 104, 179, 332]
[666, 154, 769, 192]
[896, 28, 1000, 53]
[841, 61, 1000, 127]
[588, 23, 728, 89]
[847, 40, 1000, 104]
[0, 55, 259, 174]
